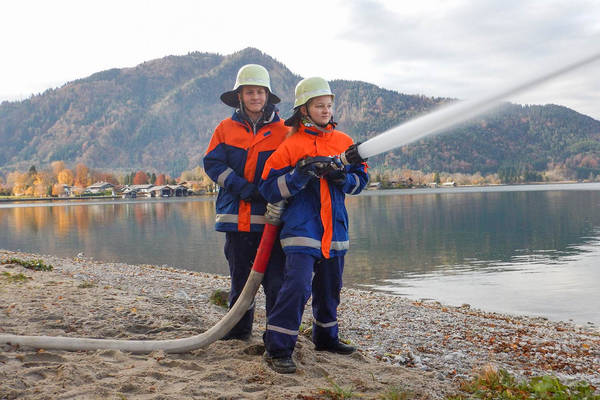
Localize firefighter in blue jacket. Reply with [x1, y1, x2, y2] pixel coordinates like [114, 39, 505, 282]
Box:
[203, 64, 287, 340]
[259, 77, 369, 373]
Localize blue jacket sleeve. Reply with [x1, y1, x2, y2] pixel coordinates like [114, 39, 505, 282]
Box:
[203, 127, 255, 199]
[340, 163, 369, 195]
[259, 166, 313, 203]
[259, 146, 312, 203]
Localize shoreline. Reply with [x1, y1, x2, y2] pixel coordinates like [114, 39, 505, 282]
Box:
[1, 249, 599, 399]
[1, 181, 597, 204]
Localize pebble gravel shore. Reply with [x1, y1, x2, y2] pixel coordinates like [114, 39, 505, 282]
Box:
[2, 249, 599, 392]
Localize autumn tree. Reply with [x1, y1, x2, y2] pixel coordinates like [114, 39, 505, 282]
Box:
[33, 171, 53, 197]
[51, 184, 66, 196]
[58, 169, 75, 185]
[74, 164, 90, 187]
[155, 173, 166, 185]
[51, 161, 66, 176]
[179, 166, 215, 192]
[133, 171, 149, 185]
[9, 171, 31, 195]
[91, 171, 119, 185]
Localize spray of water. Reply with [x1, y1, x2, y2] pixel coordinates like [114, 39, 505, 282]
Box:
[357, 51, 600, 159]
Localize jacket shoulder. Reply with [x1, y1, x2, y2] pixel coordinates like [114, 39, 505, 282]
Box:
[333, 129, 355, 144]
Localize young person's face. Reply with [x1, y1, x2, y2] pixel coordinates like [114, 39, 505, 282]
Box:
[304, 95, 333, 126]
[239, 85, 267, 115]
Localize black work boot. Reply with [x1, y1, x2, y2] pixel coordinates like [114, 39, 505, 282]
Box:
[315, 341, 356, 355]
[263, 353, 297, 374]
[220, 331, 251, 341]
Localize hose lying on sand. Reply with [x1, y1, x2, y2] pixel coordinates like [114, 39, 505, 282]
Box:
[0, 209, 283, 354]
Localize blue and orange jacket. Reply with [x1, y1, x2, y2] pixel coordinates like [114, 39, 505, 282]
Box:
[204, 106, 288, 232]
[259, 122, 368, 259]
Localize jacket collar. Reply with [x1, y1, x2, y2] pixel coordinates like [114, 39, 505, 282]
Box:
[231, 103, 280, 130]
[298, 120, 335, 137]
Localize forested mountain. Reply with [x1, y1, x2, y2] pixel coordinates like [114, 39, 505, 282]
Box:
[1, 47, 599, 178]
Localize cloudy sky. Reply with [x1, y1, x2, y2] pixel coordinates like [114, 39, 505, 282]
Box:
[2, 0, 599, 119]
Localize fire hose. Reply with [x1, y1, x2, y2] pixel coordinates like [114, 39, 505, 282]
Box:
[1, 50, 599, 353]
[0, 205, 283, 354]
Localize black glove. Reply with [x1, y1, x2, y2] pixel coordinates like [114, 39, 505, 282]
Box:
[325, 169, 346, 186]
[342, 143, 367, 165]
[295, 157, 321, 177]
[241, 186, 264, 202]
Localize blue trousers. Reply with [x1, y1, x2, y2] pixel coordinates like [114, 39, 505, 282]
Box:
[224, 231, 285, 337]
[264, 253, 344, 358]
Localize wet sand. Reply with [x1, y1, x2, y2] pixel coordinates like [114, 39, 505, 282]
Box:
[1, 250, 598, 399]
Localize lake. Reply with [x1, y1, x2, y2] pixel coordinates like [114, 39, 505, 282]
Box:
[1, 183, 599, 325]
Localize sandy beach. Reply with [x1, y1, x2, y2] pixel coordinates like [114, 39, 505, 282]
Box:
[1, 249, 598, 399]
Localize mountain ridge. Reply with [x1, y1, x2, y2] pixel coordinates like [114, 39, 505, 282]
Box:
[1, 47, 599, 179]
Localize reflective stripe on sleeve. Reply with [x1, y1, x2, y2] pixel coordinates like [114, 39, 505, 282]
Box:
[350, 173, 361, 194]
[277, 175, 292, 198]
[281, 236, 322, 249]
[216, 214, 268, 225]
[331, 241, 349, 251]
[314, 319, 338, 328]
[266, 324, 299, 336]
[217, 168, 234, 187]
[216, 214, 238, 224]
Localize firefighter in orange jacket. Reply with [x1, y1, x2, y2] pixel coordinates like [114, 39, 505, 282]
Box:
[259, 77, 369, 373]
[203, 64, 287, 340]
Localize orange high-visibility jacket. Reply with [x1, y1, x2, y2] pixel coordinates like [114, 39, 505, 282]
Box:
[204, 107, 288, 232]
[260, 122, 368, 258]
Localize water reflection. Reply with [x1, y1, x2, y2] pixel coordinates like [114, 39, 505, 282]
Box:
[343, 189, 600, 324]
[1, 198, 227, 274]
[1, 186, 599, 324]
[344, 189, 600, 283]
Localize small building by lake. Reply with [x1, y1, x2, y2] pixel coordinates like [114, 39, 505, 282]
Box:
[85, 182, 115, 194]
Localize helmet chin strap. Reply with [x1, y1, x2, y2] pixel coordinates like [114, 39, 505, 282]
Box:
[302, 115, 332, 133]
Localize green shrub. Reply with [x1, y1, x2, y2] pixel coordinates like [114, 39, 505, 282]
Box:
[1, 257, 53, 271]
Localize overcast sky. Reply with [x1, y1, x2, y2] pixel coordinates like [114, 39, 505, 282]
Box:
[1, 0, 599, 119]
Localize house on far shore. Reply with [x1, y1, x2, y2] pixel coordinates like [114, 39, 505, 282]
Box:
[180, 180, 216, 194]
[367, 182, 382, 190]
[54, 184, 73, 197]
[121, 187, 137, 198]
[149, 185, 172, 197]
[148, 184, 189, 197]
[168, 184, 189, 197]
[129, 184, 154, 197]
[85, 182, 115, 194]
[442, 181, 456, 187]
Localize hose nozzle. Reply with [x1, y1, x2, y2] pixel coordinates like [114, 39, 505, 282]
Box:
[339, 142, 367, 166]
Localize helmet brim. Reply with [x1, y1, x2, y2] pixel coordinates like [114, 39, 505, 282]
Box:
[220, 90, 281, 108]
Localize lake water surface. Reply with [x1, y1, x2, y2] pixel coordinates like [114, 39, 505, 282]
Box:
[2, 183, 599, 325]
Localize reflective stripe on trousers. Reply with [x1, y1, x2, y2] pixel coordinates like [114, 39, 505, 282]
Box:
[280, 236, 349, 251]
[264, 253, 344, 358]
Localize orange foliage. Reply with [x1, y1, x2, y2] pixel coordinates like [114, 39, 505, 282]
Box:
[133, 171, 149, 185]
[51, 184, 66, 196]
[92, 172, 119, 185]
[74, 164, 90, 187]
[51, 161, 66, 176]
[155, 173, 166, 185]
[58, 169, 74, 185]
